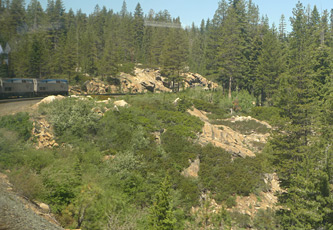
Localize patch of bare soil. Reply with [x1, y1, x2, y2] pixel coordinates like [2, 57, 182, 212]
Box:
[0, 99, 41, 116]
[0, 173, 63, 230]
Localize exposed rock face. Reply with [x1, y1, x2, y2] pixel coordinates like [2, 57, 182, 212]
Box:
[181, 158, 200, 178]
[191, 173, 283, 225]
[230, 173, 283, 216]
[188, 108, 271, 158]
[76, 68, 218, 94]
[182, 72, 219, 90]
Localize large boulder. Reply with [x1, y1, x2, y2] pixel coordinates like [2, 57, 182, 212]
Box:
[113, 100, 129, 107]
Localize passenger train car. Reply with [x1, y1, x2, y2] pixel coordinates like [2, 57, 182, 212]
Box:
[0, 78, 68, 99]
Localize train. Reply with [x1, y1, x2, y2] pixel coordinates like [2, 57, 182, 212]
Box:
[0, 78, 69, 99]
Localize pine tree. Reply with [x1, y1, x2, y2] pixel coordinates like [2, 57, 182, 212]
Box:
[279, 14, 287, 41]
[216, 3, 246, 98]
[161, 19, 188, 92]
[133, 3, 144, 63]
[256, 27, 285, 105]
[272, 3, 333, 228]
[26, 0, 44, 30]
[29, 34, 43, 78]
[149, 176, 176, 230]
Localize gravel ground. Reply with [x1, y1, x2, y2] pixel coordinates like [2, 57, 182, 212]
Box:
[0, 173, 63, 230]
[0, 99, 41, 116]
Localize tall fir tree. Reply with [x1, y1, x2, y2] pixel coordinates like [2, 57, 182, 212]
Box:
[149, 176, 176, 230]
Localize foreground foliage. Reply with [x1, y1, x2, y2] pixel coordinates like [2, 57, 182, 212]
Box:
[0, 90, 273, 229]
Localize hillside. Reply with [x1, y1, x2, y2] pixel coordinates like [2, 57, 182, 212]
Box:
[1, 0, 332, 229]
[0, 89, 280, 229]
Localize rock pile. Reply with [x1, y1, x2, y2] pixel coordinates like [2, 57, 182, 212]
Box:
[32, 118, 58, 149]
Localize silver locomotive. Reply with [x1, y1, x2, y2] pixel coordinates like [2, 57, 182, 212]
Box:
[0, 78, 68, 99]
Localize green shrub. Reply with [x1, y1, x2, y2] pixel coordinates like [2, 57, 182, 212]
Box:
[232, 90, 256, 114]
[230, 211, 251, 228]
[199, 144, 266, 202]
[0, 130, 26, 169]
[0, 112, 32, 140]
[118, 62, 134, 74]
[253, 209, 279, 229]
[39, 98, 101, 138]
[9, 167, 45, 200]
[42, 161, 80, 213]
[250, 106, 283, 125]
[226, 196, 237, 208]
[213, 119, 270, 135]
[156, 110, 203, 139]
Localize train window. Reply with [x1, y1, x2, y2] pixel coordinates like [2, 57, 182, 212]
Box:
[56, 80, 60, 83]
[22, 80, 26, 83]
[39, 87, 46, 90]
[5, 87, 12, 91]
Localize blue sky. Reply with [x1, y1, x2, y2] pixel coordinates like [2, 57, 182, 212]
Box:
[38, 0, 332, 31]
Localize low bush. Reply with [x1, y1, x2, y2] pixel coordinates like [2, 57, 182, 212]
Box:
[39, 98, 101, 138]
[0, 129, 25, 169]
[199, 144, 266, 202]
[9, 167, 45, 200]
[232, 90, 256, 114]
[230, 211, 251, 229]
[225, 196, 237, 208]
[253, 208, 279, 229]
[0, 112, 33, 140]
[213, 119, 270, 135]
[250, 106, 283, 125]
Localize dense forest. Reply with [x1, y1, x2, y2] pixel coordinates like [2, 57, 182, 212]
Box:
[0, 0, 332, 229]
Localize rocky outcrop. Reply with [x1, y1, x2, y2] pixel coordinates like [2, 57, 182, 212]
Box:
[76, 68, 218, 95]
[182, 72, 219, 90]
[230, 173, 283, 216]
[191, 173, 283, 225]
[181, 158, 200, 178]
[188, 108, 270, 158]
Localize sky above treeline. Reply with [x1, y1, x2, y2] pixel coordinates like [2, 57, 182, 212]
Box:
[38, 0, 332, 31]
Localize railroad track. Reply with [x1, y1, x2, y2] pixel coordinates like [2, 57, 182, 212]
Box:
[0, 93, 140, 104]
[0, 97, 45, 104]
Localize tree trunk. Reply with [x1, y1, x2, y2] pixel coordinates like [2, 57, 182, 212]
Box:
[228, 76, 232, 99]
